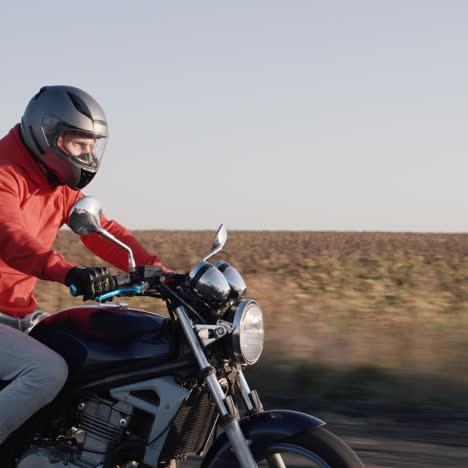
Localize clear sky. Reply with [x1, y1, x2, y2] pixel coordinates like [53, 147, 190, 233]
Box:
[1, 1, 467, 231]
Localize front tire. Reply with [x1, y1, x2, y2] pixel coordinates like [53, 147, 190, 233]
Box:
[205, 426, 365, 467]
[261, 427, 365, 467]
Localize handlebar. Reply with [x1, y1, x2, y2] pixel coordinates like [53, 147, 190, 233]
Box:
[68, 267, 202, 323]
[69, 273, 142, 300]
[68, 266, 166, 302]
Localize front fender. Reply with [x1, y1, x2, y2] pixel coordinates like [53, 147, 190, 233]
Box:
[200, 410, 325, 467]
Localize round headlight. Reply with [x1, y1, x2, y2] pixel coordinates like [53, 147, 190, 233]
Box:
[231, 300, 264, 365]
[215, 262, 247, 298]
[188, 261, 231, 306]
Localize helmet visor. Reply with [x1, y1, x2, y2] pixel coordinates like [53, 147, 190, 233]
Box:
[57, 131, 106, 170]
[42, 115, 107, 170]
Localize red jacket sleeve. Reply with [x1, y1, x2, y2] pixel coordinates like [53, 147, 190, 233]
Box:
[0, 164, 75, 283]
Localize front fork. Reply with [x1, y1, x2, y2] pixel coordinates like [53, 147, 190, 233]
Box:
[236, 370, 287, 468]
[175, 306, 259, 468]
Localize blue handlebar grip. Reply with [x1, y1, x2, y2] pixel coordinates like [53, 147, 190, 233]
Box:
[70, 285, 78, 297]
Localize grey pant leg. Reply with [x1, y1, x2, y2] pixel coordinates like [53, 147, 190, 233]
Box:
[0, 323, 68, 445]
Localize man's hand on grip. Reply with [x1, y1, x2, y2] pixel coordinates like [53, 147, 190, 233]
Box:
[65, 266, 117, 301]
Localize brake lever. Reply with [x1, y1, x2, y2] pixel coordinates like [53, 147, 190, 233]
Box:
[95, 284, 145, 302]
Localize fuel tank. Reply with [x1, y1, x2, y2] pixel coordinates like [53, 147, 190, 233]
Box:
[30, 305, 176, 379]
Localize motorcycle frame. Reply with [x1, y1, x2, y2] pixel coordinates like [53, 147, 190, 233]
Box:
[4, 305, 260, 468]
[78, 304, 262, 467]
[2, 311, 328, 468]
[78, 304, 264, 467]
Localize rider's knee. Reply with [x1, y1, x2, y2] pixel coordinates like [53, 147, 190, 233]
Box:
[27, 353, 69, 406]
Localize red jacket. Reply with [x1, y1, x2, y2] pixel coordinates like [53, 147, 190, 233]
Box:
[0, 125, 162, 318]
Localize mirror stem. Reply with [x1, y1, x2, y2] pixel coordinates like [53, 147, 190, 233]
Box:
[202, 246, 223, 263]
[98, 228, 136, 273]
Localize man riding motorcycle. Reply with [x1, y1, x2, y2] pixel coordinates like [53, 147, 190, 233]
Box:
[0, 85, 169, 446]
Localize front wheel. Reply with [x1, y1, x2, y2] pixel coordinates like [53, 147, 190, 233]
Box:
[259, 427, 365, 468]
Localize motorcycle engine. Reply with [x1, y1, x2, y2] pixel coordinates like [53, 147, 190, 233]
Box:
[16, 396, 135, 468]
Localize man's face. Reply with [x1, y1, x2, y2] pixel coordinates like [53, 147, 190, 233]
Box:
[58, 131, 96, 158]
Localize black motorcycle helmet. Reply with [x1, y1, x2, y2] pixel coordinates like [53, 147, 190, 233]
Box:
[20, 85, 108, 190]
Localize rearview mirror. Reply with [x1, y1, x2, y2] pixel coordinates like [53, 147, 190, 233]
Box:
[202, 224, 227, 262]
[69, 196, 103, 236]
[68, 196, 137, 273]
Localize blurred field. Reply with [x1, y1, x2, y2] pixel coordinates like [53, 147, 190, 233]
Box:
[36, 230, 468, 405]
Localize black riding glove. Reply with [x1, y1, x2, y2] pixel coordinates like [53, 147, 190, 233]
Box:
[65, 266, 117, 301]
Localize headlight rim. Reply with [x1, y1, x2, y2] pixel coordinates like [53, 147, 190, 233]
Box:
[230, 299, 264, 366]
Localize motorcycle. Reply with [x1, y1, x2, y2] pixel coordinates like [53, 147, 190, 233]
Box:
[0, 196, 365, 468]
